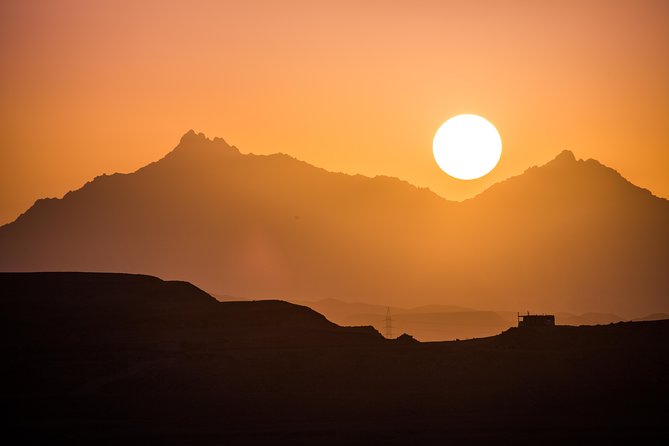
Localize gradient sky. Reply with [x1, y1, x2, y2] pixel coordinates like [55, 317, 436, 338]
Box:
[1, 0, 668, 225]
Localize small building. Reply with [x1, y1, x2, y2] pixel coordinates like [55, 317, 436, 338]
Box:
[518, 313, 555, 328]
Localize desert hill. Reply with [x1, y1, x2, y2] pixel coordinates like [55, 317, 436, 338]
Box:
[4, 272, 668, 444]
[1, 131, 667, 316]
[3, 272, 380, 350]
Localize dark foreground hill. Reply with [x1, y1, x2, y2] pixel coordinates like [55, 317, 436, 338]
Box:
[3, 273, 668, 444]
[1, 131, 668, 316]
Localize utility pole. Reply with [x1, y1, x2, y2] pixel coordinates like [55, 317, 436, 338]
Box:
[384, 307, 393, 339]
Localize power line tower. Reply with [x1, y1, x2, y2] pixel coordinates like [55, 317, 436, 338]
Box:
[384, 307, 393, 339]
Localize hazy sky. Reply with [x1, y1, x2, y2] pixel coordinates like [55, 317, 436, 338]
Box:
[2, 0, 668, 225]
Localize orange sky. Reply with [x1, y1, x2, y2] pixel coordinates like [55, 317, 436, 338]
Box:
[1, 0, 668, 225]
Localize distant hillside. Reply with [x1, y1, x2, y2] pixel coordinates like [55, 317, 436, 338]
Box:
[635, 312, 669, 322]
[293, 298, 661, 341]
[1, 131, 667, 316]
[456, 149, 669, 315]
[293, 298, 511, 341]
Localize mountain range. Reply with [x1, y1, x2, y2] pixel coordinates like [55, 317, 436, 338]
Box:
[1, 130, 667, 316]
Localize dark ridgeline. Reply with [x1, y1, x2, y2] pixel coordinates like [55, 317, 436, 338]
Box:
[4, 273, 668, 444]
[0, 131, 668, 317]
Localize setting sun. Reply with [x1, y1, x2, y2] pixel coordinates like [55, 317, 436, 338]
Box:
[433, 114, 502, 180]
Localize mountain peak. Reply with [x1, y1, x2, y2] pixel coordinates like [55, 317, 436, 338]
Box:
[552, 149, 577, 164]
[180, 129, 213, 145]
[166, 130, 238, 161]
[180, 129, 204, 143]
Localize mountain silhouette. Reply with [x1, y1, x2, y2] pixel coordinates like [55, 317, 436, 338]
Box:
[5, 272, 669, 444]
[3, 272, 381, 350]
[1, 131, 667, 316]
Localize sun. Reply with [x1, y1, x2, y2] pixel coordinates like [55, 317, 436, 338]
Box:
[433, 114, 502, 180]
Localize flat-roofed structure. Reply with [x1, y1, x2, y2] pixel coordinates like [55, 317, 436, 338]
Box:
[518, 313, 555, 328]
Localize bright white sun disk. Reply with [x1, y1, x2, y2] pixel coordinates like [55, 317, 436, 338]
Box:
[433, 114, 502, 180]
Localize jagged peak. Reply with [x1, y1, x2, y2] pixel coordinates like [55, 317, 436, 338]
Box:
[551, 149, 577, 164]
[179, 129, 224, 146]
[516, 149, 578, 176]
[164, 130, 239, 160]
[180, 129, 201, 142]
[179, 129, 234, 147]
